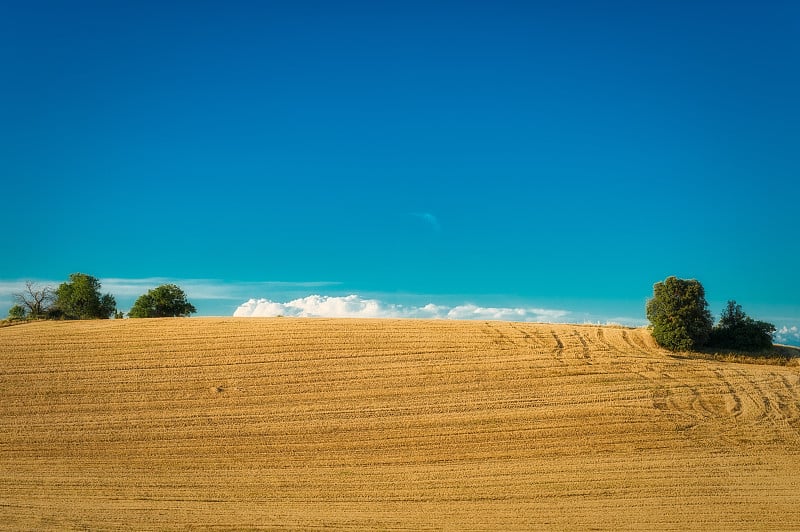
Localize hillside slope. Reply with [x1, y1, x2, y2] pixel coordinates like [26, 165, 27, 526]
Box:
[1, 318, 799, 530]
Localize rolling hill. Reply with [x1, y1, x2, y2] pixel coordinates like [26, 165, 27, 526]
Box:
[1, 318, 799, 529]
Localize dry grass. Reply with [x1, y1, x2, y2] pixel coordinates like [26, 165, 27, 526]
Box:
[690, 344, 800, 367]
[1, 318, 799, 530]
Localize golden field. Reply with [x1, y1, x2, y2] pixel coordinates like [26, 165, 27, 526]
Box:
[1, 318, 799, 530]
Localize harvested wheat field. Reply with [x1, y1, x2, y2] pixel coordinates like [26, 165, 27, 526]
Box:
[1, 318, 800, 530]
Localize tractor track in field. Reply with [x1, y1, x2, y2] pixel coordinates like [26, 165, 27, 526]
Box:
[2, 318, 800, 530]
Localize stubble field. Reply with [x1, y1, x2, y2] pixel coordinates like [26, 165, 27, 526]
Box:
[1, 318, 799, 530]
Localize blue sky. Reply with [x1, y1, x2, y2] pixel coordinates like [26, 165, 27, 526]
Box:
[1, 1, 798, 343]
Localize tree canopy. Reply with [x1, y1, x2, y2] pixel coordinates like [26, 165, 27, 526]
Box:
[646, 276, 713, 351]
[128, 284, 196, 318]
[710, 300, 775, 351]
[55, 273, 116, 320]
[7, 305, 27, 320]
[647, 277, 776, 352]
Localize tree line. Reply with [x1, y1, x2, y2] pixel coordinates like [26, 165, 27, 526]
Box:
[7, 273, 777, 353]
[646, 276, 775, 352]
[7, 273, 196, 320]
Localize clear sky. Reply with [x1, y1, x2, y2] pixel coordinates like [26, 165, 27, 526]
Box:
[1, 1, 798, 343]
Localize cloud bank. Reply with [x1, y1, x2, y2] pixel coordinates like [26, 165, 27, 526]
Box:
[774, 325, 800, 345]
[100, 278, 339, 300]
[233, 294, 569, 322]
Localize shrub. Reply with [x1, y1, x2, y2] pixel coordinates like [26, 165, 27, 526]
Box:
[7, 305, 26, 320]
[55, 273, 116, 319]
[646, 276, 713, 351]
[129, 284, 196, 318]
[709, 301, 775, 351]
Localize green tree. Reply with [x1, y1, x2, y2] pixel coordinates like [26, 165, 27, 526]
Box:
[54, 273, 116, 319]
[646, 276, 713, 351]
[710, 300, 775, 351]
[128, 284, 196, 318]
[7, 304, 27, 320]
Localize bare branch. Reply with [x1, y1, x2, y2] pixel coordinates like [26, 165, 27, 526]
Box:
[12, 281, 56, 318]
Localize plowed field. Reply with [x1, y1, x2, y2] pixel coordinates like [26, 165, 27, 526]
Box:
[2, 318, 799, 530]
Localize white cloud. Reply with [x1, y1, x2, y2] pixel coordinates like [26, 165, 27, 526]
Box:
[443, 303, 567, 322]
[0, 279, 58, 292]
[102, 278, 237, 300]
[601, 317, 650, 328]
[774, 325, 800, 345]
[0, 279, 60, 304]
[0, 277, 249, 302]
[410, 212, 442, 232]
[100, 278, 341, 300]
[0, 278, 343, 317]
[235, 295, 404, 319]
[234, 294, 569, 322]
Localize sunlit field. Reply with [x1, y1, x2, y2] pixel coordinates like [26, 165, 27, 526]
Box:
[2, 318, 799, 529]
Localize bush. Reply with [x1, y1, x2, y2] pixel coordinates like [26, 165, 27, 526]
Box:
[55, 273, 116, 319]
[129, 284, 196, 318]
[646, 276, 713, 351]
[7, 305, 26, 320]
[709, 301, 775, 351]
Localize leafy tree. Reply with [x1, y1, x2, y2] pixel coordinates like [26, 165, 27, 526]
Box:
[128, 284, 196, 318]
[54, 273, 116, 319]
[7, 304, 27, 320]
[710, 300, 775, 351]
[12, 281, 55, 319]
[646, 276, 713, 351]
